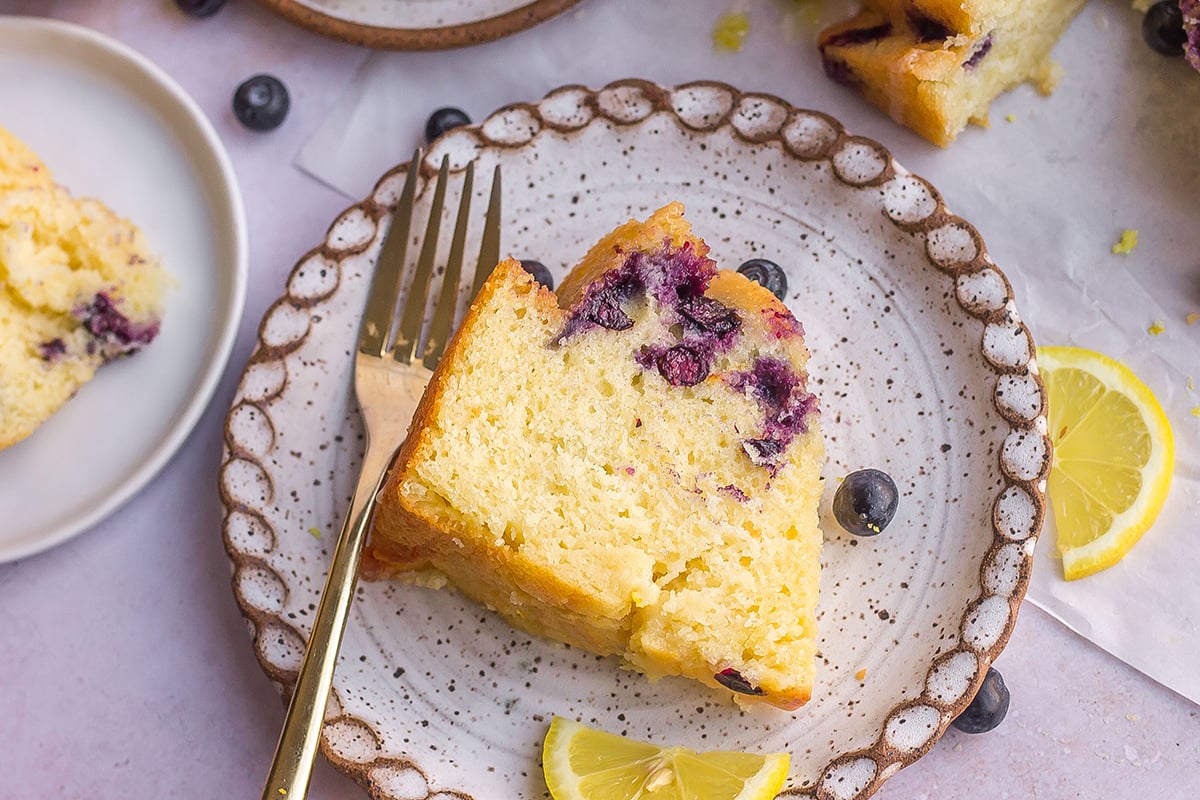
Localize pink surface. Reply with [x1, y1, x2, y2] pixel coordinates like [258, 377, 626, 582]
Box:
[0, 1, 1196, 798]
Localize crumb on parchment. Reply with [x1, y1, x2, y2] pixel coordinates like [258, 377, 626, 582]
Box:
[713, 10, 750, 52]
[1148, 320, 1165, 336]
[1112, 229, 1138, 254]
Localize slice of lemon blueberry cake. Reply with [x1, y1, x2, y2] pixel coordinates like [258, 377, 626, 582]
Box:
[0, 125, 168, 450]
[818, 0, 1090, 146]
[365, 203, 823, 710]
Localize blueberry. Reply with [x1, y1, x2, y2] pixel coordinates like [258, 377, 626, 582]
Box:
[951, 667, 1010, 734]
[963, 34, 993, 71]
[678, 295, 741, 335]
[233, 75, 290, 131]
[519, 260, 554, 290]
[1143, 1, 1187, 56]
[714, 668, 764, 696]
[176, 0, 226, 17]
[742, 437, 785, 467]
[39, 338, 66, 361]
[833, 468, 899, 536]
[737, 259, 788, 301]
[425, 107, 472, 144]
[657, 345, 708, 386]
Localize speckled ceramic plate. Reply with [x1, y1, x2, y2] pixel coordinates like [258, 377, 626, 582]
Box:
[220, 80, 1050, 800]
[255, 0, 584, 49]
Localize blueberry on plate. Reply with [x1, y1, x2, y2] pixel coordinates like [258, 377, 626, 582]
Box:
[425, 107, 472, 144]
[833, 468, 899, 536]
[233, 75, 290, 131]
[176, 0, 226, 17]
[1143, 1, 1187, 56]
[951, 667, 1010, 734]
[736, 258, 788, 301]
[520, 259, 555, 290]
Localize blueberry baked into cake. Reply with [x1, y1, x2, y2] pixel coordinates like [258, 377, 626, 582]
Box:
[818, 0, 1090, 146]
[365, 203, 825, 710]
[0, 125, 168, 450]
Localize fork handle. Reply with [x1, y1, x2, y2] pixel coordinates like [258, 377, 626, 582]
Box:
[259, 451, 393, 800]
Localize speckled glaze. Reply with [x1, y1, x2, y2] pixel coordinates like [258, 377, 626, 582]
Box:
[254, 0, 584, 50]
[219, 80, 1050, 800]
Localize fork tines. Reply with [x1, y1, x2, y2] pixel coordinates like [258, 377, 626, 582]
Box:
[360, 150, 502, 368]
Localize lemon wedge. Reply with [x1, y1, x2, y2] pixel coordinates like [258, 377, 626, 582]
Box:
[542, 717, 790, 800]
[1038, 346, 1174, 580]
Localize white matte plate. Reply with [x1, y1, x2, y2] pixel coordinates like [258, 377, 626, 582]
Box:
[0, 17, 247, 562]
[220, 81, 1049, 799]
[256, 0, 585, 49]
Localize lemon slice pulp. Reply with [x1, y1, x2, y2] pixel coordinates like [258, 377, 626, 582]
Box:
[542, 717, 790, 800]
[1038, 346, 1174, 580]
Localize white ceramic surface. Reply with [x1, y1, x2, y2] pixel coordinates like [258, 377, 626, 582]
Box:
[220, 81, 1049, 799]
[302, 0, 543, 27]
[257, 0, 584, 49]
[0, 17, 248, 562]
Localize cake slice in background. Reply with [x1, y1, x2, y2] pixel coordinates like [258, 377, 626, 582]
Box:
[365, 203, 824, 710]
[1186, 0, 1200, 69]
[0, 125, 168, 450]
[0, 125, 54, 190]
[818, 0, 1090, 146]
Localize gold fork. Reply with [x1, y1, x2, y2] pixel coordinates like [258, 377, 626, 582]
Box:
[260, 150, 502, 800]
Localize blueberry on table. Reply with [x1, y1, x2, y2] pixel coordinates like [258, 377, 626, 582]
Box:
[833, 468, 899, 536]
[425, 107, 472, 144]
[736, 258, 788, 301]
[951, 667, 1010, 734]
[233, 75, 290, 131]
[1143, 1, 1187, 56]
[176, 0, 226, 17]
[519, 260, 555, 290]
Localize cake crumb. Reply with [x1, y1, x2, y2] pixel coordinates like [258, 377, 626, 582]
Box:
[1126, 713, 1139, 723]
[713, 8, 751, 52]
[1148, 320, 1165, 336]
[1187, 312, 1199, 325]
[1190, 407, 1200, 417]
[855, 667, 868, 681]
[1111, 229, 1139, 254]
[307, 526, 322, 540]
[1005, 113, 1016, 123]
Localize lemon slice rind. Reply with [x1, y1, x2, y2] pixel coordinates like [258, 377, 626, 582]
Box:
[543, 716, 790, 800]
[1038, 346, 1174, 580]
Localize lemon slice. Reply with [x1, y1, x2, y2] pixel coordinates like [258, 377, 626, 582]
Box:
[542, 717, 790, 800]
[1038, 346, 1174, 580]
